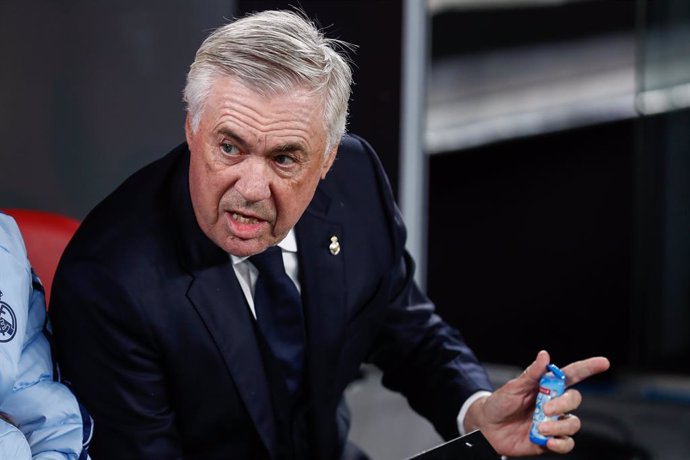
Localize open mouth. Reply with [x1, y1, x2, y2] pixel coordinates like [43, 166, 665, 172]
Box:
[231, 212, 261, 224]
[225, 210, 269, 240]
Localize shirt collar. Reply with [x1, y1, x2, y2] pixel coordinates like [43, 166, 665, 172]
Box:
[230, 228, 297, 266]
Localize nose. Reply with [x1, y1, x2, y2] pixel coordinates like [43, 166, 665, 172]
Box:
[234, 157, 271, 203]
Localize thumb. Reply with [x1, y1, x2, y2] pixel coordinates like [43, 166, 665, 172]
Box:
[516, 350, 550, 390]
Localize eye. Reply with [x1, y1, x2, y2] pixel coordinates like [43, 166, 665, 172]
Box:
[274, 154, 296, 166]
[220, 142, 239, 156]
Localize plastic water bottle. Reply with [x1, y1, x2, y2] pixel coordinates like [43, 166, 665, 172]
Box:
[529, 363, 567, 446]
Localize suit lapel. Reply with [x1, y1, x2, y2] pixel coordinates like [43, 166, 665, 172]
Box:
[187, 264, 277, 455]
[170, 150, 276, 455]
[296, 188, 347, 408]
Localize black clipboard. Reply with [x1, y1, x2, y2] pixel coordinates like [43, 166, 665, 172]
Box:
[406, 430, 500, 460]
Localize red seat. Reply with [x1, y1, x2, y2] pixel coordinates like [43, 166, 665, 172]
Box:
[3, 209, 80, 305]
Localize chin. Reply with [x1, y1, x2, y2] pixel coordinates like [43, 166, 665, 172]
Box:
[222, 239, 268, 258]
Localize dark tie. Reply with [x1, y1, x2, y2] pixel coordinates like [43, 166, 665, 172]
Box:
[250, 246, 305, 395]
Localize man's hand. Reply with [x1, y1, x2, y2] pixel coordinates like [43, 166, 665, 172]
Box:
[464, 350, 610, 457]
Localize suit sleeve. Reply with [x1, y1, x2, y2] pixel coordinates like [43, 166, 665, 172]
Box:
[371, 250, 494, 440]
[50, 261, 182, 459]
[348, 137, 494, 440]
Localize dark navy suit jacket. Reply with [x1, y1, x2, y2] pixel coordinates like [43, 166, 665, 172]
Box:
[50, 134, 492, 459]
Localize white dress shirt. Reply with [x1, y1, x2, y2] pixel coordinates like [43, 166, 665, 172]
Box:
[231, 229, 300, 320]
[229, 228, 489, 435]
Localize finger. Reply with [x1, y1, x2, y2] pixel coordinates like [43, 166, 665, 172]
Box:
[539, 414, 581, 437]
[561, 356, 610, 386]
[517, 350, 551, 388]
[544, 389, 582, 416]
[546, 435, 575, 454]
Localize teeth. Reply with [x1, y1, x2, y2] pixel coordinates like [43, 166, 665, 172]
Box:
[232, 212, 259, 224]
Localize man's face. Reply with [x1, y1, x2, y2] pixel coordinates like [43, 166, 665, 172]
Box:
[186, 75, 338, 257]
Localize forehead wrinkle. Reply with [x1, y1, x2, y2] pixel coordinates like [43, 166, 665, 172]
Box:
[223, 97, 318, 130]
[215, 100, 319, 152]
[205, 76, 326, 154]
[216, 113, 314, 153]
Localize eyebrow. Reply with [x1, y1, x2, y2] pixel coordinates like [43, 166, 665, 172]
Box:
[218, 128, 307, 155]
[217, 128, 246, 148]
[272, 142, 306, 155]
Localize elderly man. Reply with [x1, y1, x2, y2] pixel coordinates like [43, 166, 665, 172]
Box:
[50, 10, 608, 459]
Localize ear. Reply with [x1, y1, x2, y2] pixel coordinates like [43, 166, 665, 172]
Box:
[320, 142, 339, 180]
[184, 114, 194, 146]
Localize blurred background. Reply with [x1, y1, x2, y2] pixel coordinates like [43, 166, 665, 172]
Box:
[1, 0, 688, 458]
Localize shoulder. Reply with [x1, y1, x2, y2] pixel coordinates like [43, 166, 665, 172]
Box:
[0, 213, 31, 289]
[314, 133, 406, 265]
[325, 134, 396, 205]
[324, 133, 402, 234]
[333, 134, 387, 176]
[0, 214, 27, 263]
[57, 144, 189, 286]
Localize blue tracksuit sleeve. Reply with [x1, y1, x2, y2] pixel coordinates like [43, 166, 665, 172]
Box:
[0, 214, 85, 459]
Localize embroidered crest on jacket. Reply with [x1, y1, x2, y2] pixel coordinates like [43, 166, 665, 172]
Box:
[0, 290, 17, 342]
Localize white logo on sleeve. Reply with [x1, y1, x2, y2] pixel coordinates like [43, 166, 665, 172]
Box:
[0, 291, 17, 343]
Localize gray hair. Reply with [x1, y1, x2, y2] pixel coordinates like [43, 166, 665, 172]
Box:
[183, 10, 354, 153]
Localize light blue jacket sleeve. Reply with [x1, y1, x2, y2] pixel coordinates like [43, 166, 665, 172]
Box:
[0, 419, 32, 459]
[0, 214, 85, 459]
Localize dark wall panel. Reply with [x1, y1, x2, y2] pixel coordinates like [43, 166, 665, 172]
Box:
[0, 0, 235, 219]
[427, 121, 634, 369]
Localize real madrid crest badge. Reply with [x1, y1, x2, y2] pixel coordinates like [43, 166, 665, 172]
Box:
[329, 235, 341, 255]
[0, 291, 17, 343]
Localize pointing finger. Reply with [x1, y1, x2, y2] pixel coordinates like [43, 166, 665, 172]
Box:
[561, 357, 610, 386]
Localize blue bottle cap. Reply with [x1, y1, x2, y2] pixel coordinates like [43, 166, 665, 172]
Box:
[547, 363, 566, 381]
